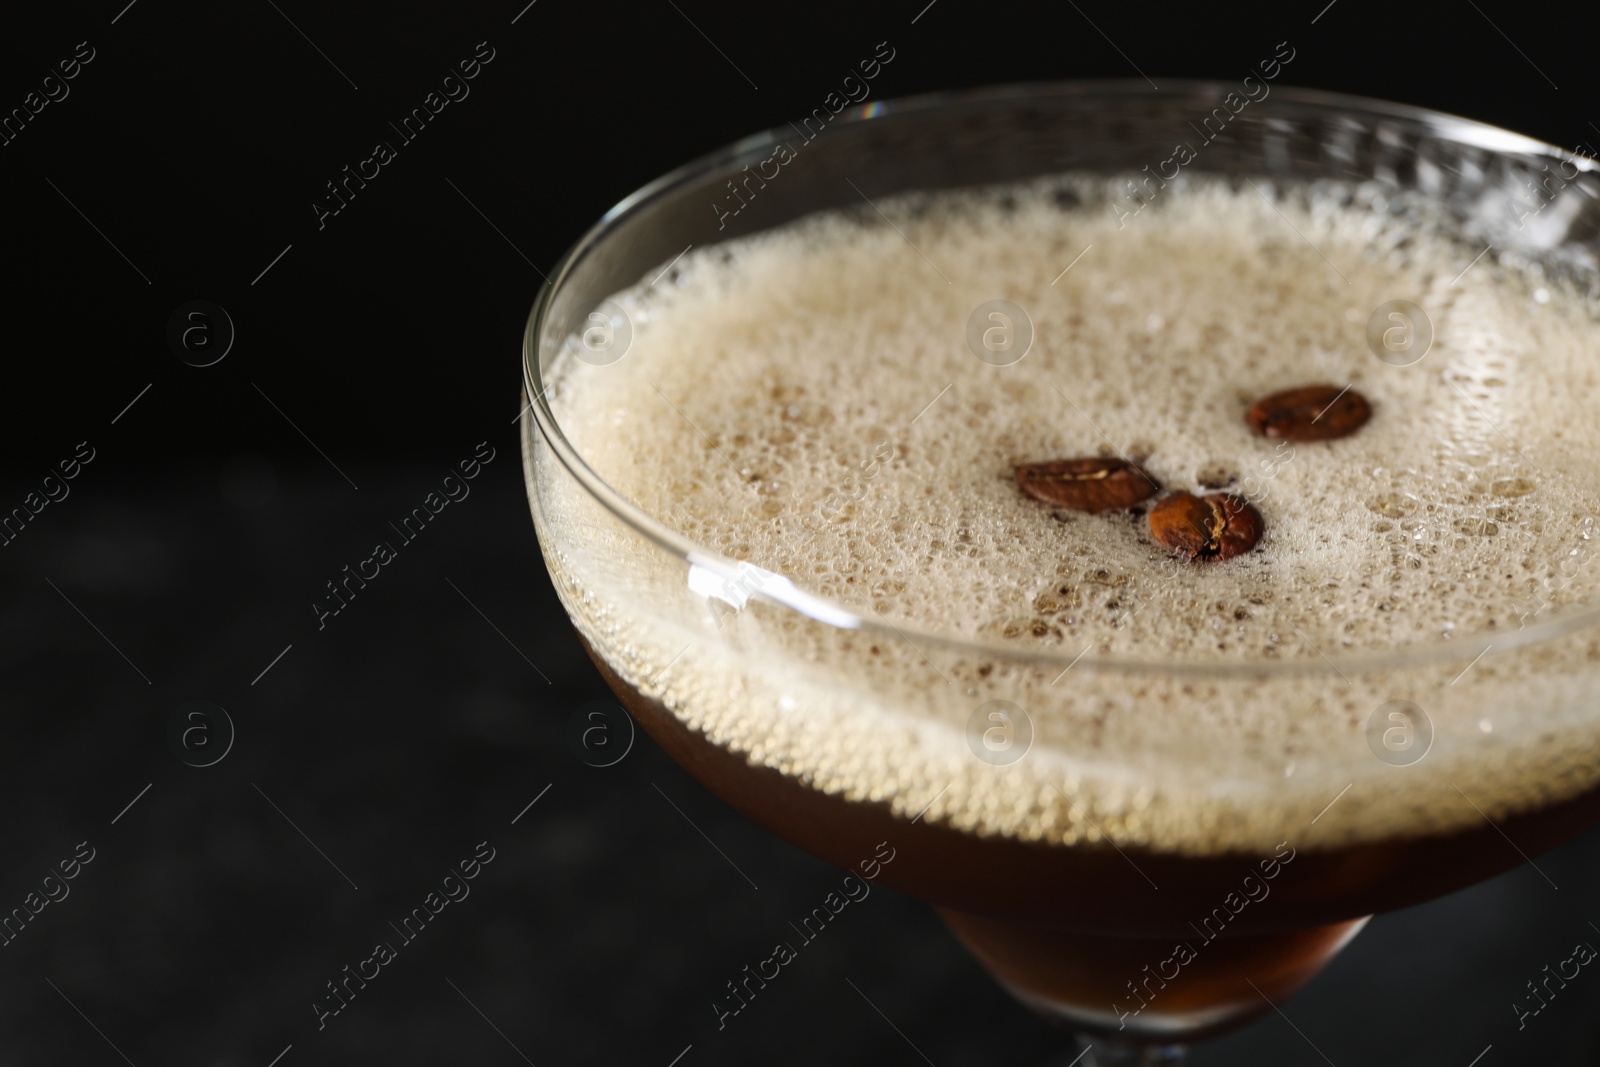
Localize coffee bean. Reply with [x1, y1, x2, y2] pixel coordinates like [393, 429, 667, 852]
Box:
[1015, 457, 1160, 513]
[1148, 491, 1263, 561]
[1246, 384, 1370, 441]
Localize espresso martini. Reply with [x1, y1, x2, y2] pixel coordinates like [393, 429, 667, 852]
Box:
[527, 174, 1600, 1038]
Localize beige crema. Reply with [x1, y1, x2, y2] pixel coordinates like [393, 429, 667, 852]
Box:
[530, 176, 1600, 854]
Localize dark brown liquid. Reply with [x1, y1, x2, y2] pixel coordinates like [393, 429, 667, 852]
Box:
[586, 644, 1600, 1039]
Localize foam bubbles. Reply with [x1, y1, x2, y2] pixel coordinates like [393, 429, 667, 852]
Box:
[537, 175, 1600, 851]
[554, 177, 1600, 660]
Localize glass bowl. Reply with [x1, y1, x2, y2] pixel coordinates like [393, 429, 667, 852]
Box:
[520, 80, 1600, 1058]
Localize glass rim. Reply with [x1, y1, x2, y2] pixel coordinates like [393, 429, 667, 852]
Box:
[522, 78, 1600, 679]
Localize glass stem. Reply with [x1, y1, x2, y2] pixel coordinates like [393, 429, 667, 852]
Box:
[1072, 1034, 1187, 1066]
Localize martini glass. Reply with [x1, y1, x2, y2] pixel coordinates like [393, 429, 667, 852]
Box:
[519, 82, 1600, 1063]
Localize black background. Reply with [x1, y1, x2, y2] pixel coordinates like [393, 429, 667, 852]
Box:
[2, 1, 1599, 1064]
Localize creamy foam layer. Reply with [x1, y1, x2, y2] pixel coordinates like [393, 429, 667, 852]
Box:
[532, 175, 1600, 852]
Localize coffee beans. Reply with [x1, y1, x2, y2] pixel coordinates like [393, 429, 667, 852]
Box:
[1246, 384, 1370, 441]
[1148, 491, 1264, 561]
[1015, 456, 1263, 561]
[1015, 457, 1159, 513]
[1019, 383, 1364, 560]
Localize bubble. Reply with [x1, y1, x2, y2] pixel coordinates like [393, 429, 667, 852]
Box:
[966, 700, 1033, 765]
[966, 300, 1033, 366]
[1490, 478, 1535, 498]
[1453, 517, 1499, 537]
[1365, 699, 1432, 766]
[1367, 493, 1417, 518]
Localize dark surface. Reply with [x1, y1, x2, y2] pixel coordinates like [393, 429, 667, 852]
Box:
[5, 0, 1600, 1062]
